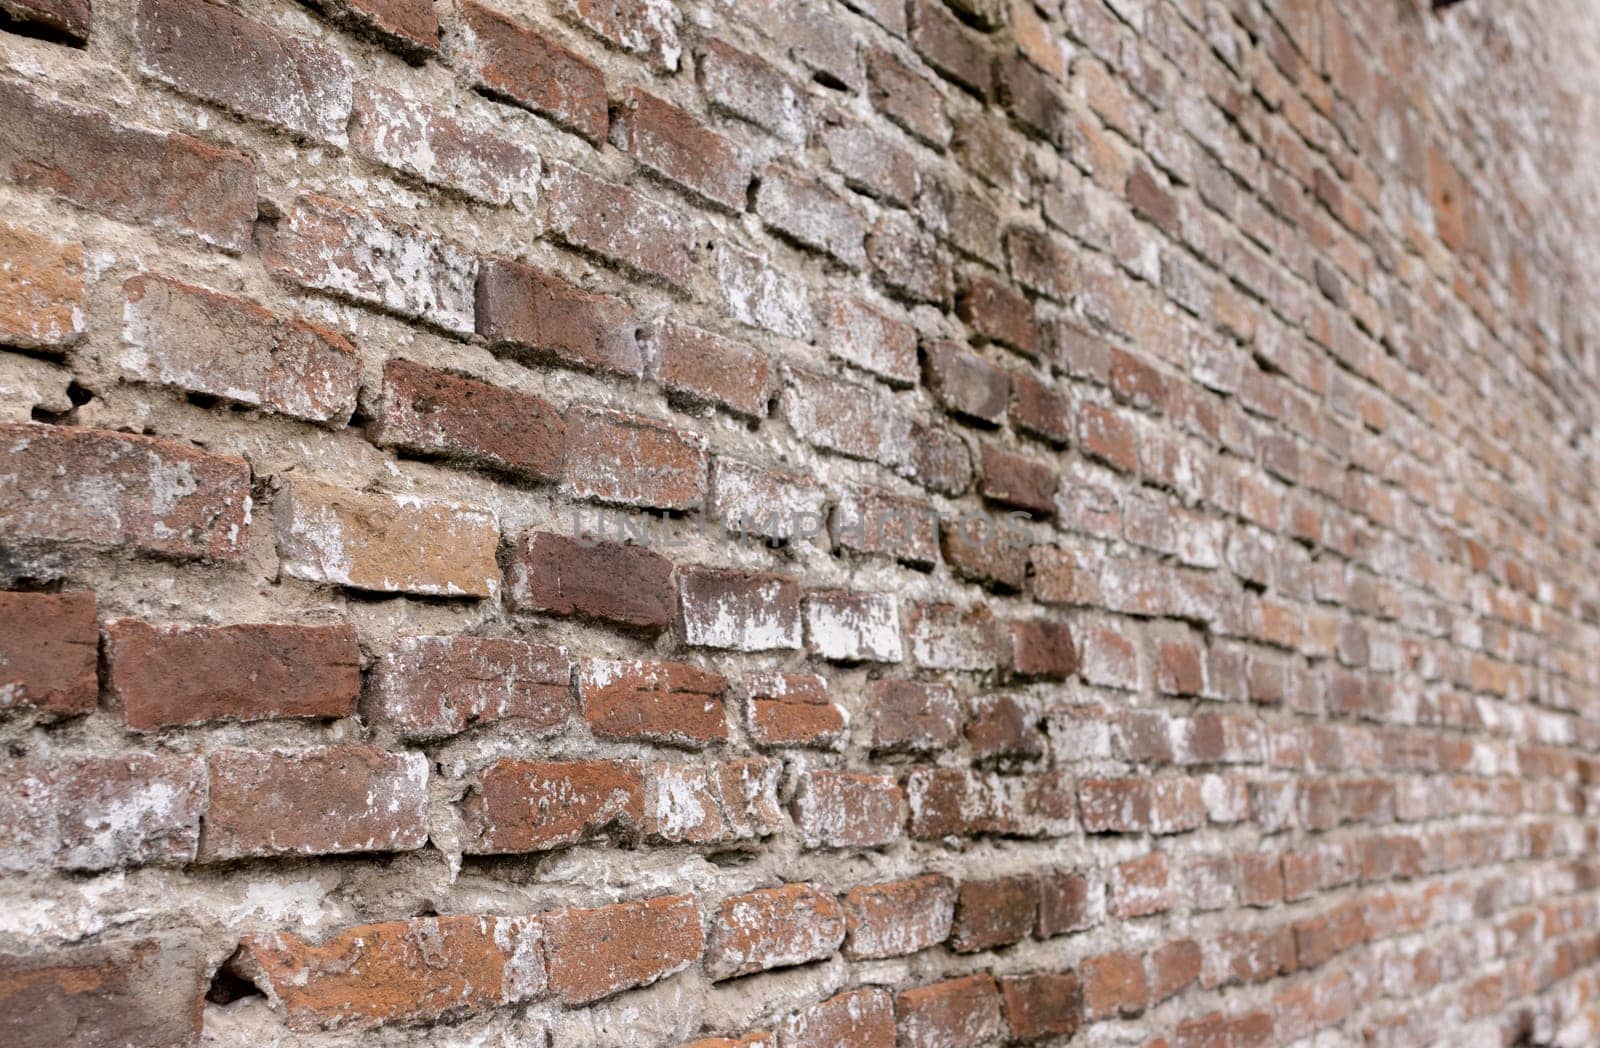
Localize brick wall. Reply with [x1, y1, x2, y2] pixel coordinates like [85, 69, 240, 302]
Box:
[2, 0, 1599, 1045]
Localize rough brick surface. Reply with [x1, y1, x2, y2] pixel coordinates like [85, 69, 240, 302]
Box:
[8, 0, 1600, 1044]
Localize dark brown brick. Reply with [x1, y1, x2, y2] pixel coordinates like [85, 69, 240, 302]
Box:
[506, 530, 675, 630]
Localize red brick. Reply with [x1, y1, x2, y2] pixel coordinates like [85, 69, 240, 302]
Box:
[744, 672, 846, 749]
[782, 367, 913, 469]
[1081, 950, 1149, 1020]
[371, 635, 571, 740]
[979, 442, 1057, 516]
[0, 0, 90, 42]
[506, 530, 675, 630]
[906, 768, 1076, 839]
[710, 458, 826, 541]
[233, 915, 543, 1030]
[457, 0, 608, 143]
[643, 320, 773, 419]
[923, 341, 1011, 424]
[804, 589, 903, 662]
[0, 423, 251, 562]
[1038, 869, 1101, 936]
[756, 164, 867, 269]
[1009, 369, 1073, 444]
[1079, 777, 1207, 835]
[942, 510, 1029, 590]
[0, 221, 86, 351]
[867, 210, 953, 306]
[898, 976, 1006, 1048]
[832, 485, 940, 568]
[870, 678, 962, 752]
[0, 590, 97, 717]
[105, 620, 357, 731]
[780, 988, 896, 1048]
[299, 0, 438, 60]
[136, 0, 352, 142]
[564, 405, 708, 511]
[121, 274, 360, 425]
[1150, 939, 1203, 1002]
[819, 108, 918, 207]
[790, 769, 905, 848]
[3, 754, 203, 872]
[350, 86, 538, 204]
[683, 1036, 774, 1048]
[1008, 617, 1077, 678]
[541, 894, 703, 1004]
[579, 658, 729, 747]
[821, 292, 918, 385]
[275, 478, 500, 598]
[1127, 162, 1179, 235]
[949, 874, 1039, 952]
[477, 258, 642, 376]
[645, 758, 782, 844]
[1000, 973, 1081, 1042]
[1005, 226, 1076, 302]
[0, 80, 256, 251]
[1202, 927, 1295, 989]
[1112, 852, 1174, 918]
[957, 274, 1037, 356]
[267, 194, 476, 335]
[462, 757, 643, 853]
[706, 884, 845, 980]
[560, 0, 681, 70]
[679, 566, 802, 651]
[1079, 402, 1140, 472]
[699, 39, 807, 144]
[201, 744, 428, 860]
[842, 874, 956, 959]
[908, 0, 993, 95]
[371, 359, 564, 480]
[543, 160, 695, 289]
[866, 47, 950, 148]
[967, 693, 1046, 758]
[905, 601, 1008, 671]
[615, 87, 750, 211]
[0, 936, 204, 1048]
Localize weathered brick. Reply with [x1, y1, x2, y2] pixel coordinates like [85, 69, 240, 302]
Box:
[506, 530, 675, 630]
[3, 754, 203, 872]
[679, 566, 802, 651]
[541, 894, 703, 1004]
[476, 258, 642, 376]
[780, 988, 896, 1048]
[685, 1035, 776, 1048]
[564, 404, 708, 511]
[233, 916, 543, 1030]
[0, 936, 204, 1048]
[457, 0, 608, 143]
[923, 341, 1011, 425]
[646, 758, 782, 844]
[1009, 617, 1077, 678]
[745, 672, 846, 749]
[370, 358, 563, 480]
[560, 0, 681, 70]
[350, 86, 539, 205]
[909, 0, 993, 96]
[201, 745, 428, 860]
[756, 165, 867, 269]
[1038, 869, 1102, 936]
[699, 39, 807, 144]
[0, 221, 85, 351]
[706, 884, 845, 980]
[1079, 777, 1207, 835]
[1081, 950, 1149, 1020]
[136, 0, 352, 142]
[579, 658, 729, 746]
[0, 590, 97, 717]
[0, 81, 256, 251]
[543, 160, 695, 289]
[1000, 973, 1081, 1041]
[1078, 402, 1140, 472]
[981, 441, 1057, 518]
[1112, 852, 1174, 918]
[461, 757, 643, 853]
[833, 485, 940, 567]
[267, 194, 476, 335]
[842, 874, 956, 959]
[105, 620, 358, 730]
[870, 679, 962, 752]
[643, 319, 772, 419]
[905, 601, 1008, 671]
[0, 0, 90, 42]
[121, 274, 359, 424]
[1005, 226, 1076, 303]
[1127, 162, 1179, 234]
[710, 457, 826, 541]
[1008, 368, 1073, 444]
[821, 292, 918, 385]
[790, 769, 905, 848]
[967, 693, 1046, 758]
[275, 477, 500, 598]
[942, 510, 1030, 590]
[298, 0, 438, 60]
[0, 423, 251, 561]
[819, 108, 919, 207]
[614, 87, 750, 211]
[370, 635, 571, 740]
[949, 874, 1039, 952]
[866, 47, 950, 148]
[897, 975, 1005, 1048]
[958, 274, 1038, 355]
[712, 240, 813, 339]
[804, 589, 903, 662]
[905, 768, 1075, 838]
[782, 367, 913, 469]
[867, 210, 953, 306]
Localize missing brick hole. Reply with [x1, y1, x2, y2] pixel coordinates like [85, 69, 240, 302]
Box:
[0, 12, 87, 48]
[206, 958, 265, 1006]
